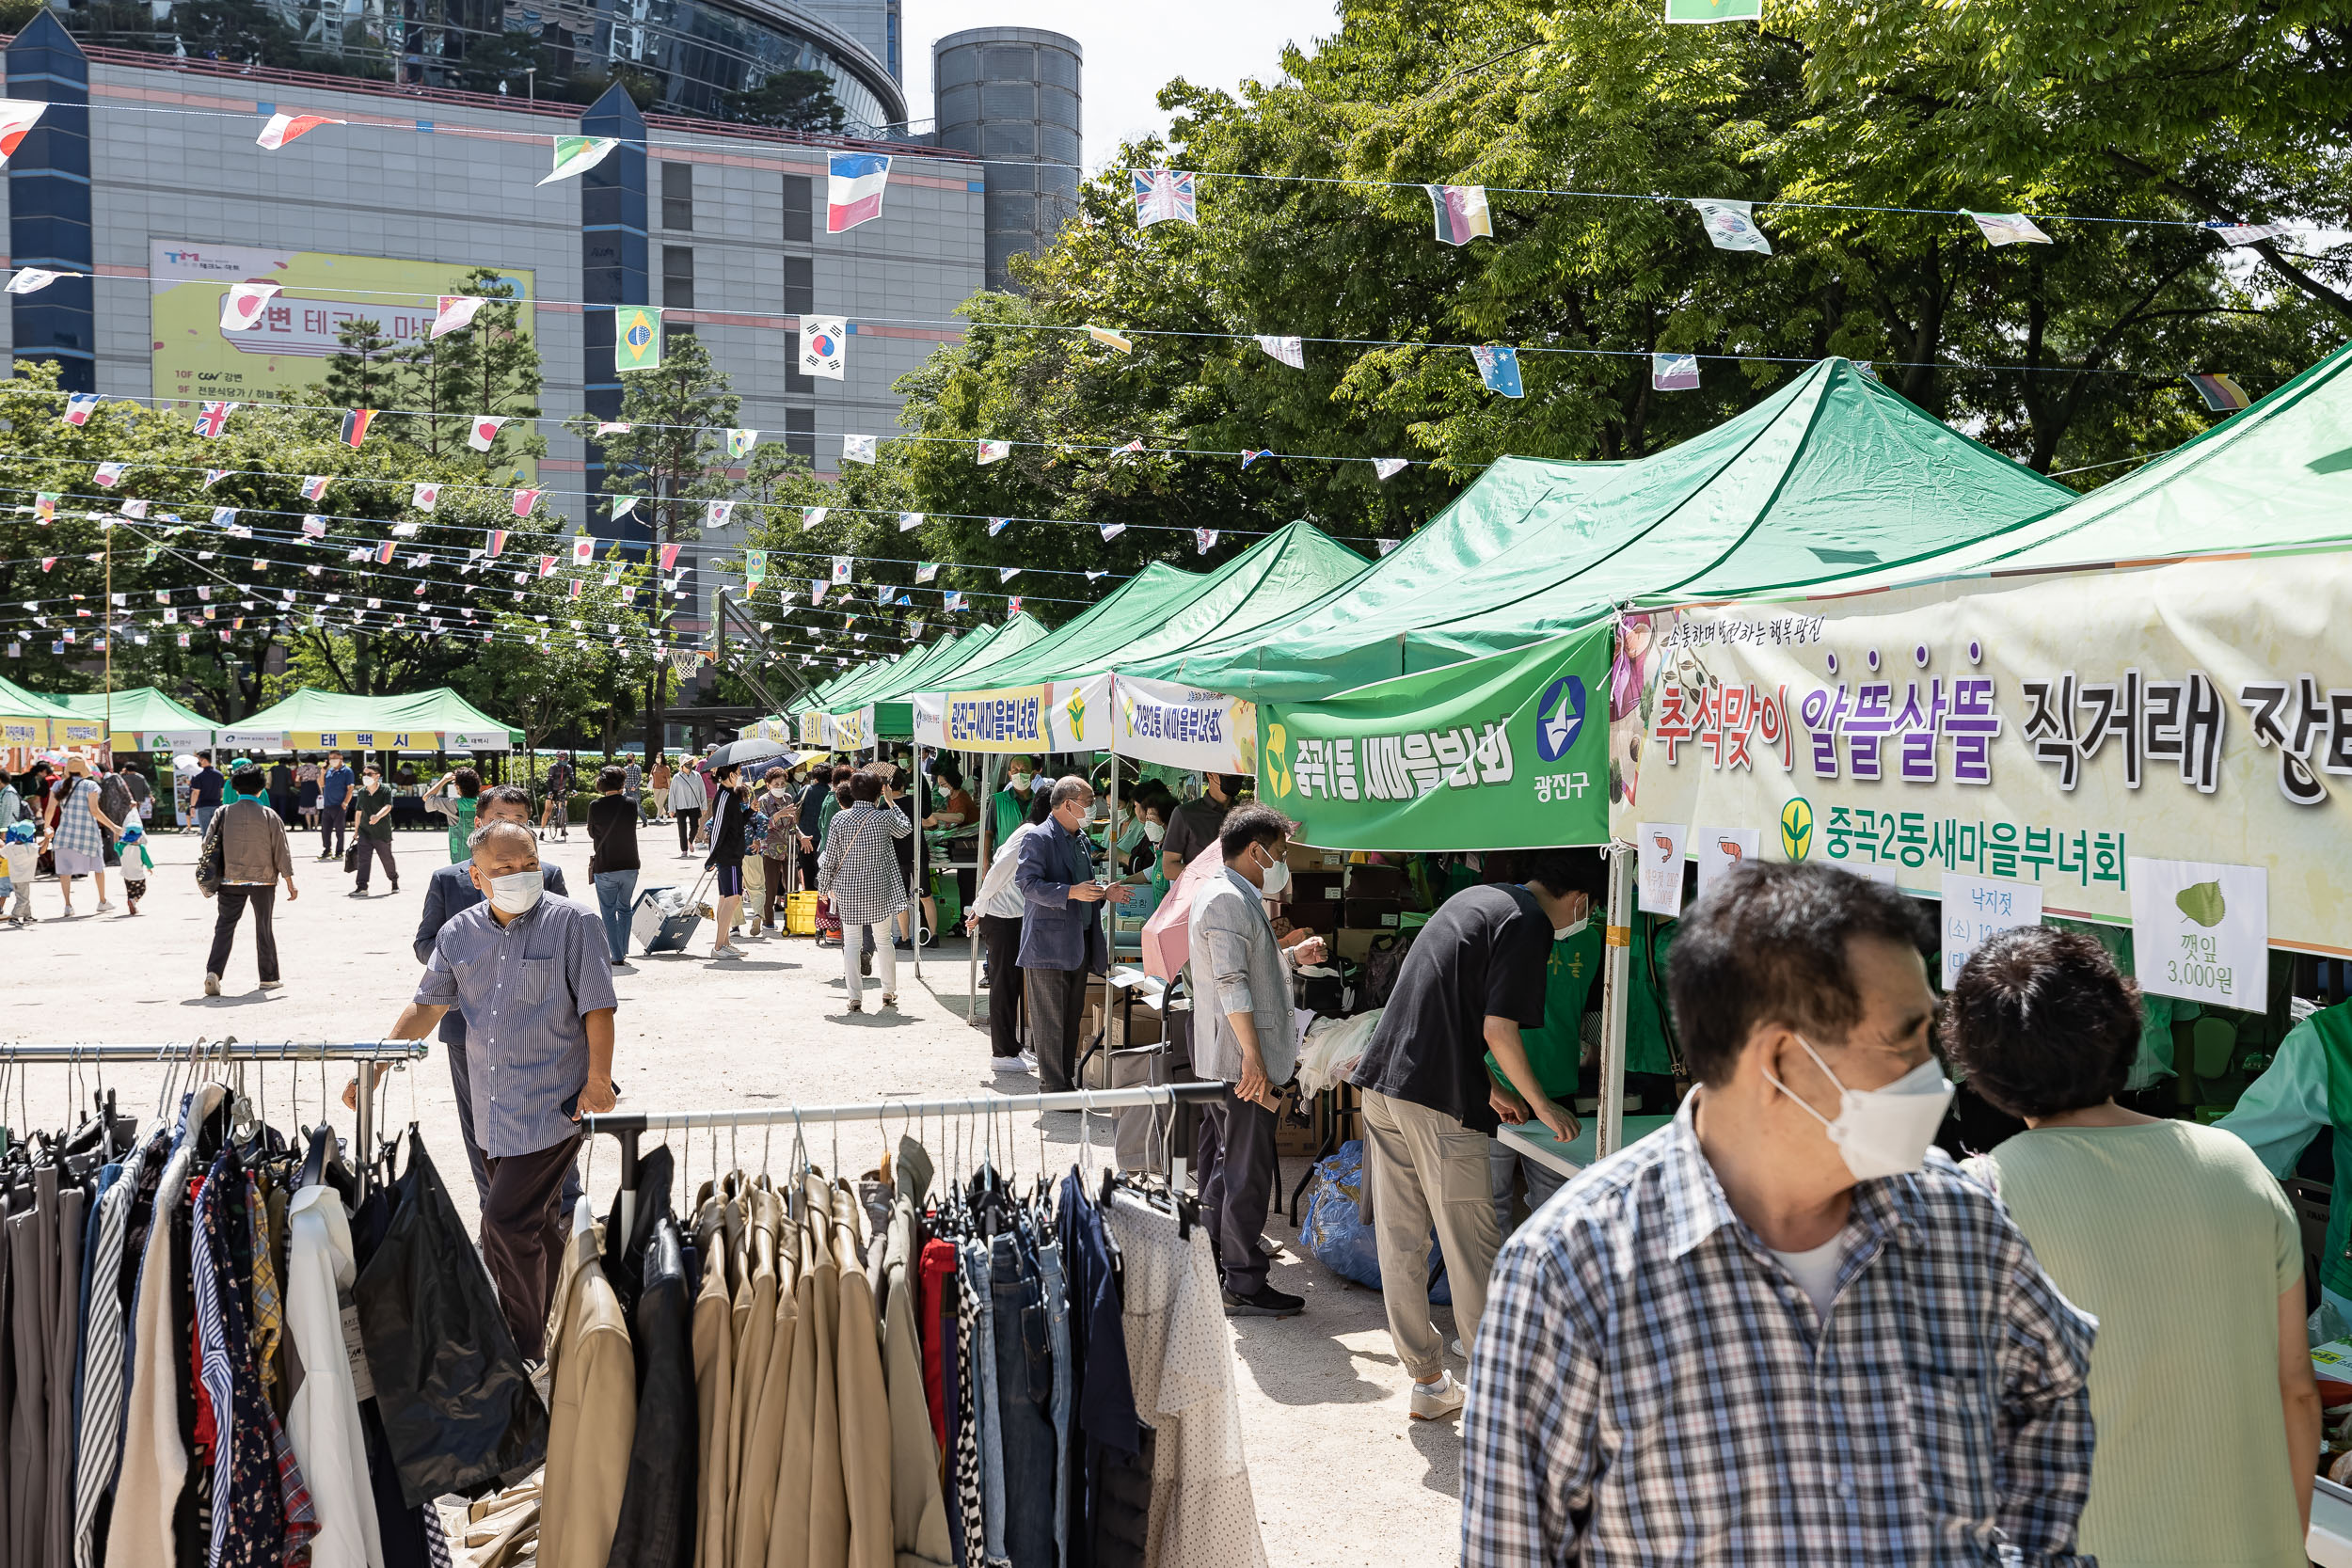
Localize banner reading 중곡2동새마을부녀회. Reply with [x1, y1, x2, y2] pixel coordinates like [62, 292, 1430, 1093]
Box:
[1609, 549, 2352, 958]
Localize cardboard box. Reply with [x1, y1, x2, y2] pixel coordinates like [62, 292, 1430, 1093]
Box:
[1285, 843, 1343, 871]
[1334, 927, 1384, 962]
[1292, 870, 1345, 905]
[1343, 898, 1402, 929]
[1287, 899, 1338, 934]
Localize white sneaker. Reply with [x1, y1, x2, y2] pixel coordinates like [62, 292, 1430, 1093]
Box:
[96, 899, 116, 912]
[203, 973, 221, 997]
[1409, 1370, 1466, 1421]
[1019, 1049, 1039, 1075]
[1451, 1337, 1466, 1358]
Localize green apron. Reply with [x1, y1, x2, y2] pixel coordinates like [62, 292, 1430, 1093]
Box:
[2315, 1003, 2352, 1302]
[1488, 923, 1604, 1101]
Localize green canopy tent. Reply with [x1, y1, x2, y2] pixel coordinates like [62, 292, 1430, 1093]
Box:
[0, 672, 75, 753]
[216, 687, 518, 753]
[819, 614, 1052, 748]
[40, 686, 217, 752]
[1134, 358, 2072, 704]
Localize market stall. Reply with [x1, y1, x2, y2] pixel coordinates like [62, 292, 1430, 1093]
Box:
[1611, 336, 2352, 1547]
[216, 686, 519, 754]
[38, 685, 216, 756]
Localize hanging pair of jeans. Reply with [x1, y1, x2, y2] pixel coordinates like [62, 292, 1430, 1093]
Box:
[993, 1231, 1058, 1568]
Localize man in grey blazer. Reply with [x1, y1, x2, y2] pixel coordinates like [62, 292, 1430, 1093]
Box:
[1189, 800, 1326, 1316]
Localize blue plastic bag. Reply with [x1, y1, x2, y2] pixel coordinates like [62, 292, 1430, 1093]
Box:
[1296, 1138, 1451, 1304]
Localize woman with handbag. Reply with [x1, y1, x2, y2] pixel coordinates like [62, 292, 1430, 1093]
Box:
[818, 769, 912, 1011]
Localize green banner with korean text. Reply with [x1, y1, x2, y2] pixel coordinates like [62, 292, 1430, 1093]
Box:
[1256, 626, 1613, 849]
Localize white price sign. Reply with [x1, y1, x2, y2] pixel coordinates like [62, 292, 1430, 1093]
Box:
[1636, 822, 1688, 915]
[1939, 873, 2042, 990]
[2128, 858, 2268, 1012]
[1693, 826, 1760, 902]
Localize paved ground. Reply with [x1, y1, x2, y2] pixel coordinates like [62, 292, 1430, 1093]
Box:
[6, 816, 1464, 1568]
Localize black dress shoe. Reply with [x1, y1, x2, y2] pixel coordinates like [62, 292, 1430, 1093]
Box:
[1221, 1284, 1305, 1318]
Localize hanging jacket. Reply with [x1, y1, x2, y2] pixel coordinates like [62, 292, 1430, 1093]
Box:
[882, 1156, 952, 1568]
[105, 1083, 229, 1568]
[283, 1180, 386, 1568]
[690, 1187, 736, 1568]
[834, 1190, 892, 1568]
[540, 1212, 635, 1568]
[605, 1217, 697, 1568]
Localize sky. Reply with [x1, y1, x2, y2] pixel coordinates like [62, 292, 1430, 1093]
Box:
[898, 0, 1340, 166]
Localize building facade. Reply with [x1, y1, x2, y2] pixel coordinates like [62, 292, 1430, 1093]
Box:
[931, 25, 1078, 293]
[1, 16, 982, 552]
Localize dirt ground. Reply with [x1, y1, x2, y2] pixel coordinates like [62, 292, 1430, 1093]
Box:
[6, 816, 1464, 1567]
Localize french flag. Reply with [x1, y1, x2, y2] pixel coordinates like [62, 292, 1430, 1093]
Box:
[828, 151, 892, 233]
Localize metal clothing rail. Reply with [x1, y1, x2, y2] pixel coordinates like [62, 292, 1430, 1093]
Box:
[583, 1082, 1228, 1202]
[0, 1040, 433, 1194]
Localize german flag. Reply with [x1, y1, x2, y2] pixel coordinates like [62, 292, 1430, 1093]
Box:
[2185, 373, 2251, 413]
[341, 408, 377, 448]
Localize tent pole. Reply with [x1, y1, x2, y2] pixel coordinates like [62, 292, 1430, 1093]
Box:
[967, 752, 993, 1024]
[1598, 839, 1634, 1157]
[911, 742, 925, 982]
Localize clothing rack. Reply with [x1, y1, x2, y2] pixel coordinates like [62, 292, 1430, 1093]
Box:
[584, 1082, 1228, 1227]
[0, 1039, 432, 1193]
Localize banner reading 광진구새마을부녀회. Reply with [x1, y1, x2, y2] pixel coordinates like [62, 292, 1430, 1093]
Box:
[1609, 550, 2352, 958]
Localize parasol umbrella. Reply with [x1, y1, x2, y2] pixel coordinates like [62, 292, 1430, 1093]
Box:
[706, 736, 794, 771]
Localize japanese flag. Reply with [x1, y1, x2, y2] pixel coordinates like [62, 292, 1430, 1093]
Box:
[573, 537, 596, 563]
[220, 283, 280, 332]
[411, 482, 439, 512]
[469, 415, 507, 451]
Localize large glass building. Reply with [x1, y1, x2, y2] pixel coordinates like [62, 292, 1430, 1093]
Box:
[56, 0, 910, 134]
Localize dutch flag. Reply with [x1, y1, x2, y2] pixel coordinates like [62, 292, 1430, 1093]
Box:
[828, 151, 892, 234]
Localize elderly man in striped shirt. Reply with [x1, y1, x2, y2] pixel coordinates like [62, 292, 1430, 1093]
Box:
[379, 819, 617, 1359]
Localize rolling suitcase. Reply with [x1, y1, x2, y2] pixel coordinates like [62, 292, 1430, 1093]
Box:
[629, 874, 709, 955]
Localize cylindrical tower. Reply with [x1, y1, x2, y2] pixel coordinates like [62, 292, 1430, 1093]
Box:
[931, 25, 1081, 291]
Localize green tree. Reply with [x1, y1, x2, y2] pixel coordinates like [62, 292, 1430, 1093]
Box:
[319, 317, 405, 414]
[565, 331, 738, 755]
[457, 570, 658, 760]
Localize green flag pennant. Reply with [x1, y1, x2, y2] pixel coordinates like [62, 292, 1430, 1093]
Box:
[540, 135, 619, 185]
[614, 305, 663, 372]
[1256, 625, 1613, 851]
[1665, 0, 1761, 19]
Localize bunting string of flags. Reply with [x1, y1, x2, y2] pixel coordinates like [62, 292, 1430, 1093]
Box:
[256, 111, 342, 150]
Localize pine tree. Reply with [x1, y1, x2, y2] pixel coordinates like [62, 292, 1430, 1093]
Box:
[566, 331, 738, 756]
[319, 317, 404, 423]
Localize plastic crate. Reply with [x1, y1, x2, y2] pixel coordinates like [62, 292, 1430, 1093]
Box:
[785, 891, 821, 936]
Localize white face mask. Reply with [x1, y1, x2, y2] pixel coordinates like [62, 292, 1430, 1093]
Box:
[1142, 819, 1166, 844]
[484, 869, 545, 916]
[1553, 916, 1588, 941]
[1009, 773, 1033, 790]
[1768, 1036, 1954, 1181]
[1255, 847, 1292, 897]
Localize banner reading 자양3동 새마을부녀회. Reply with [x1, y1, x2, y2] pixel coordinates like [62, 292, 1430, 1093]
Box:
[1608, 550, 2352, 957]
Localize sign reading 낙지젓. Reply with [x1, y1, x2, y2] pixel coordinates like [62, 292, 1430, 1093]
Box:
[1256, 627, 1613, 849]
[1612, 552, 2352, 956]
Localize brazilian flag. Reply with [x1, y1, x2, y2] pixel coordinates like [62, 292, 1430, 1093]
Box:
[615, 306, 663, 372]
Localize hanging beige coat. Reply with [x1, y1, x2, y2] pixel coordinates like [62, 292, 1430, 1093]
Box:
[834, 1189, 893, 1568]
[539, 1215, 636, 1568]
[735, 1186, 800, 1568]
[692, 1185, 739, 1568]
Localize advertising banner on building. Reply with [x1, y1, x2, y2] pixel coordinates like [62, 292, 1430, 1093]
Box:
[1255, 627, 1612, 850]
[945, 674, 1112, 754]
[1111, 675, 1257, 775]
[151, 243, 534, 445]
[1611, 552, 2352, 956]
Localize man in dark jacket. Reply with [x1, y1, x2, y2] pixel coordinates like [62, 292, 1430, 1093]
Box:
[416, 783, 576, 1207]
[1014, 776, 1135, 1091]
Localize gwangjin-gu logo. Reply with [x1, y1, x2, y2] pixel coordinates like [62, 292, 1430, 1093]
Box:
[1534, 675, 1587, 763]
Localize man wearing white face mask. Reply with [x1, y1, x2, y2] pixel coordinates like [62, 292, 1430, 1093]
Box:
[377, 819, 619, 1360]
[1461, 861, 2099, 1568]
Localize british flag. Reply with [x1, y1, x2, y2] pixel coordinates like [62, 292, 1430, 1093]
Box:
[1133, 168, 1197, 227]
[193, 401, 236, 438]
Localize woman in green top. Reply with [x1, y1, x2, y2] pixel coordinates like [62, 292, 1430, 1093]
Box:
[1944, 926, 2320, 1567]
[421, 766, 483, 863]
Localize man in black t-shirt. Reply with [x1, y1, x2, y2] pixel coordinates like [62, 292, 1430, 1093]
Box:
[1345, 851, 1591, 1421]
[1159, 772, 1248, 882]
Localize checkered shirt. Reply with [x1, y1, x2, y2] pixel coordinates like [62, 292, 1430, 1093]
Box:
[50, 776, 105, 858]
[1461, 1098, 2097, 1568]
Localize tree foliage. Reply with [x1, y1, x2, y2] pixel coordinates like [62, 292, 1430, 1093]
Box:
[865, 0, 2345, 638]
